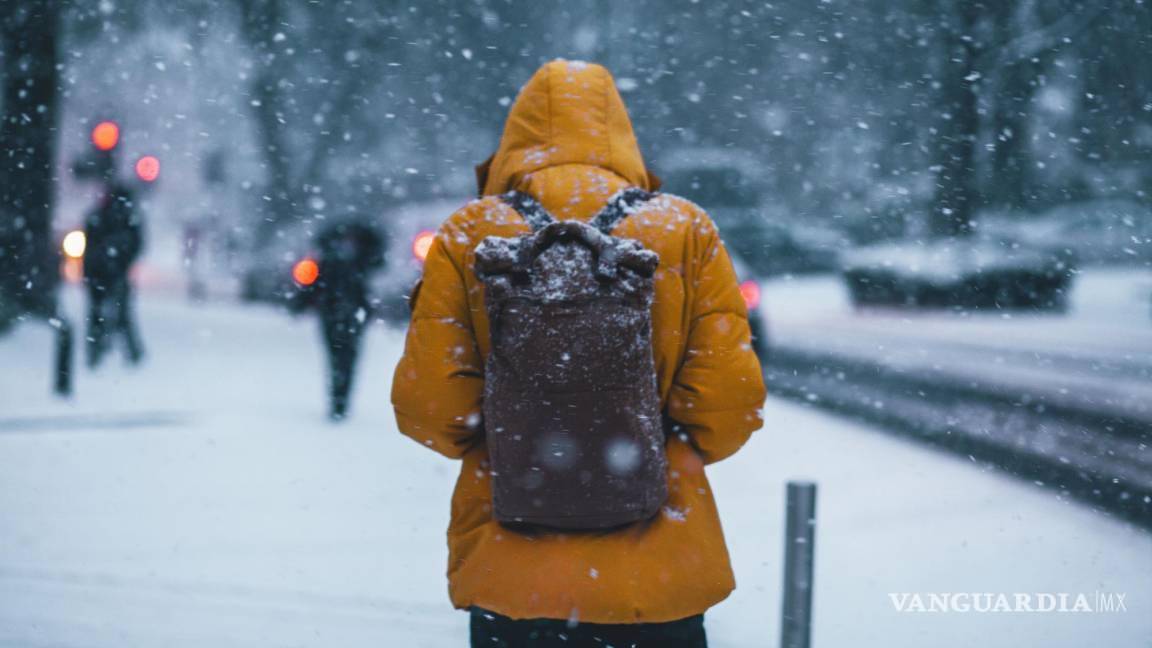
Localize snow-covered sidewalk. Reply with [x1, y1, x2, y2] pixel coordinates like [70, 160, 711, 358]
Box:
[1, 290, 1149, 647]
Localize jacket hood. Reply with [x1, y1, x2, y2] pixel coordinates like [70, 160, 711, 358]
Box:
[477, 59, 659, 196]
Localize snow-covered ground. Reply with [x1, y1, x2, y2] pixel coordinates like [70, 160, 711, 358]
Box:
[1, 286, 1150, 647]
[760, 268, 1152, 428]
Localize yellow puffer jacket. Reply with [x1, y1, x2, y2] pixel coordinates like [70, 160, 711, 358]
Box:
[392, 59, 766, 623]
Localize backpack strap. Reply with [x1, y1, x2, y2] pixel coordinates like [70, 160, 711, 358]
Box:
[502, 188, 655, 234]
[590, 188, 655, 234]
[500, 191, 556, 232]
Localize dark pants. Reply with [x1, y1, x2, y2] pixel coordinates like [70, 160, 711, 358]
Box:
[321, 311, 364, 419]
[86, 277, 143, 367]
[470, 608, 707, 648]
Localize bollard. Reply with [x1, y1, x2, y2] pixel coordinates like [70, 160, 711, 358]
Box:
[780, 481, 817, 648]
[52, 316, 73, 396]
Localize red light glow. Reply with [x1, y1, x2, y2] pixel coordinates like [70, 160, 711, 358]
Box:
[292, 258, 320, 286]
[739, 279, 761, 311]
[135, 155, 160, 182]
[412, 230, 436, 262]
[91, 121, 120, 151]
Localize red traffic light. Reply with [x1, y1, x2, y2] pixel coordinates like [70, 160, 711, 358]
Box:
[292, 258, 319, 286]
[91, 121, 120, 151]
[135, 155, 160, 182]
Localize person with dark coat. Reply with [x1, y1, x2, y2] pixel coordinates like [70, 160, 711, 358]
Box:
[291, 221, 385, 420]
[83, 181, 144, 367]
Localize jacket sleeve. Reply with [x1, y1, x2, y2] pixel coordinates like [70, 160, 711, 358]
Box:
[666, 213, 767, 464]
[391, 220, 484, 459]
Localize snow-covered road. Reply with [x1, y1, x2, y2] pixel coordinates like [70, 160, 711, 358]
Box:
[2, 289, 1150, 647]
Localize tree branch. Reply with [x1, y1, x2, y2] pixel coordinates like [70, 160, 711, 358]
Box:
[980, 0, 1114, 70]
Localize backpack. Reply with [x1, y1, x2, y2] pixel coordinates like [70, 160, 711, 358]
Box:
[473, 188, 668, 530]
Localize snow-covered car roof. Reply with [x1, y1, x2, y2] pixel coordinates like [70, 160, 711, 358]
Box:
[842, 238, 1065, 285]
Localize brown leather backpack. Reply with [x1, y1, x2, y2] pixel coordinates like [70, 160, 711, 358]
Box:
[473, 189, 668, 530]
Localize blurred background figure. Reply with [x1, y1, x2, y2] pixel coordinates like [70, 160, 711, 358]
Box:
[182, 149, 228, 303]
[83, 178, 145, 367]
[182, 218, 207, 302]
[290, 221, 386, 421]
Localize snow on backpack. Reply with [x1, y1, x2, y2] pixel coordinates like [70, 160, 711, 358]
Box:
[473, 188, 668, 530]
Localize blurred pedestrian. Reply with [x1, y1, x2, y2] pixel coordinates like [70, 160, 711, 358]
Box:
[83, 180, 144, 367]
[291, 221, 385, 420]
[392, 60, 765, 646]
[182, 220, 207, 302]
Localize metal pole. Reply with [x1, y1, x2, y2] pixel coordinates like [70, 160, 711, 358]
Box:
[52, 315, 72, 396]
[780, 481, 817, 648]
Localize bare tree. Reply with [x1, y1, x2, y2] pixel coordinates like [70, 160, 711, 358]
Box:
[928, 0, 1114, 235]
[237, 0, 300, 240]
[928, 1, 983, 237]
[0, 0, 62, 321]
[236, 0, 398, 244]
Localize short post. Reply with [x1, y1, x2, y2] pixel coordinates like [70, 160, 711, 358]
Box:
[52, 315, 73, 396]
[780, 481, 817, 648]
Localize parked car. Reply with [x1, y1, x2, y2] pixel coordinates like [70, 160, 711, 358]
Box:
[239, 201, 460, 321]
[658, 147, 839, 276]
[720, 216, 840, 276]
[841, 234, 1075, 311]
[981, 199, 1152, 266]
[240, 225, 311, 305]
[727, 249, 770, 361]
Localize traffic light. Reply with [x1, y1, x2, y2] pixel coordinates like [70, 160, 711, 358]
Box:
[91, 121, 120, 151]
[72, 120, 120, 181]
[292, 258, 320, 286]
[76, 120, 161, 186]
[135, 155, 160, 182]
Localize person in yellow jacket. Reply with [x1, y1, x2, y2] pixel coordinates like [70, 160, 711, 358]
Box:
[392, 59, 766, 646]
